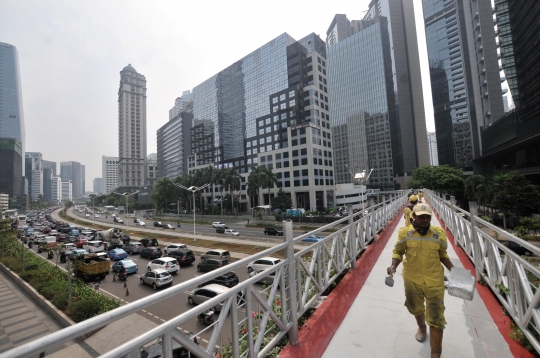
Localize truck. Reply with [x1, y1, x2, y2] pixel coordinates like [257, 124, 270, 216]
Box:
[99, 228, 125, 250]
[73, 253, 110, 281]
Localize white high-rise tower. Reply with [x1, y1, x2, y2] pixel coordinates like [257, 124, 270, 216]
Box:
[118, 64, 147, 187]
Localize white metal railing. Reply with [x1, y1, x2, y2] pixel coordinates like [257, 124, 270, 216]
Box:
[0, 191, 406, 358]
[425, 189, 540, 354]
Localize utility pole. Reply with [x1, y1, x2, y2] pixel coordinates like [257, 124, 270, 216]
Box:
[67, 257, 72, 306]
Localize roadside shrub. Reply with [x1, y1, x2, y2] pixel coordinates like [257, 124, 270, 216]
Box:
[68, 299, 103, 322]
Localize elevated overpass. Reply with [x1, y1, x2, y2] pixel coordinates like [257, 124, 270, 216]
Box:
[1, 190, 538, 357]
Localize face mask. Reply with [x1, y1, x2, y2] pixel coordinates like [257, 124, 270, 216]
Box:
[412, 220, 430, 236]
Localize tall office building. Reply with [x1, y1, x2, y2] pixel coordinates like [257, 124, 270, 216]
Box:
[25, 152, 43, 200]
[43, 168, 53, 202]
[326, 0, 429, 190]
[93, 178, 103, 194]
[82, 165, 86, 195]
[118, 64, 147, 187]
[0, 138, 22, 201]
[147, 153, 157, 185]
[475, 1, 540, 184]
[422, 0, 505, 170]
[169, 90, 193, 121]
[157, 99, 193, 180]
[427, 132, 439, 166]
[185, 33, 335, 210]
[42, 160, 57, 176]
[60, 161, 84, 198]
[0, 42, 25, 174]
[61, 180, 72, 202]
[102, 156, 118, 195]
[51, 176, 61, 203]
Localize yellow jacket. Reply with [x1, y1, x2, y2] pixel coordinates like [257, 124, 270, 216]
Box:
[392, 225, 449, 287]
[403, 207, 414, 226]
[418, 192, 424, 201]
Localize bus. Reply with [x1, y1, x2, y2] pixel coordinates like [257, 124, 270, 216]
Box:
[17, 215, 27, 229]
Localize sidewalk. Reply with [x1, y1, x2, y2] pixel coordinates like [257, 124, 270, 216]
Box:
[281, 207, 516, 358]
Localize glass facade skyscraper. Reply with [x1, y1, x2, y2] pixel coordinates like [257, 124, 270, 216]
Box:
[0, 42, 25, 174]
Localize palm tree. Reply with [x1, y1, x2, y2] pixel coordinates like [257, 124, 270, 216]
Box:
[261, 166, 278, 208]
[202, 166, 217, 214]
[247, 165, 264, 209]
[222, 168, 242, 214]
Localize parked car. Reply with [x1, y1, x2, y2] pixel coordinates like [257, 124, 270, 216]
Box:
[167, 249, 195, 266]
[162, 224, 175, 230]
[224, 229, 239, 236]
[197, 258, 228, 272]
[164, 244, 188, 255]
[112, 259, 138, 274]
[201, 249, 230, 262]
[153, 221, 163, 227]
[264, 227, 283, 236]
[140, 246, 163, 259]
[187, 283, 232, 311]
[198, 271, 239, 288]
[141, 332, 198, 358]
[212, 222, 226, 228]
[147, 257, 179, 274]
[107, 248, 128, 261]
[247, 257, 281, 273]
[215, 226, 230, 234]
[301, 235, 324, 243]
[249, 268, 277, 285]
[123, 242, 143, 255]
[500, 240, 534, 256]
[140, 268, 173, 290]
[114, 217, 124, 224]
[140, 238, 159, 247]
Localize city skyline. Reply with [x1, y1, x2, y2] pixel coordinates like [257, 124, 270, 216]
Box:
[0, 0, 434, 184]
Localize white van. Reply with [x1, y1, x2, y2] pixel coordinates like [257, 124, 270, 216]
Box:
[83, 240, 104, 253]
[44, 236, 57, 244]
[35, 234, 47, 244]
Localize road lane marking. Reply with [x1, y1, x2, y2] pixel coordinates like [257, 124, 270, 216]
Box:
[142, 310, 147, 313]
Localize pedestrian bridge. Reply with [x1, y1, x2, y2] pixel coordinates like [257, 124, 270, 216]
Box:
[1, 190, 539, 358]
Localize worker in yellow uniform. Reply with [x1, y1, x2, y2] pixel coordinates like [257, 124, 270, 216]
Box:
[403, 195, 418, 227]
[387, 204, 454, 358]
[418, 190, 424, 203]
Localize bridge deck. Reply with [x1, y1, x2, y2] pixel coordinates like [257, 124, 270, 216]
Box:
[282, 203, 519, 358]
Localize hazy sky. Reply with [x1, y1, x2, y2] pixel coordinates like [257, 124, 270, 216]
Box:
[0, 0, 434, 189]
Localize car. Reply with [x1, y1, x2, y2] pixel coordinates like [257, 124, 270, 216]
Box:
[75, 237, 89, 248]
[153, 221, 163, 227]
[85, 214, 90, 218]
[167, 249, 195, 266]
[25, 228, 34, 237]
[215, 226, 230, 234]
[135, 220, 146, 226]
[108, 248, 128, 261]
[83, 240, 104, 253]
[301, 235, 324, 243]
[140, 268, 173, 290]
[141, 332, 198, 358]
[197, 258, 228, 272]
[95, 252, 110, 261]
[162, 224, 175, 230]
[247, 257, 281, 273]
[198, 271, 239, 288]
[140, 246, 163, 259]
[61, 243, 76, 252]
[50, 229, 58, 236]
[94, 214, 100, 218]
[114, 217, 124, 224]
[187, 283, 232, 311]
[249, 268, 277, 285]
[112, 259, 138, 274]
[201, 249, 230, 262]
[500, 240, 534, 256]
[224, 229, 239, 236]
[68, 249, 89, 260]
[57, 233, 69, 242]
[123, 242, 143, 255]
[212, 222, 226, 228]
[264, 227, 283, 236]
[147, 257, 179, 274]
[140, 238, 159, 247]
[164, 244, 188, 255]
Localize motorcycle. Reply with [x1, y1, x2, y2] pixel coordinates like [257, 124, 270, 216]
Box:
[37, 245, 43, 253]
[28, 241, 33, 249]
[47, 250, 54, 260]
[60, 252, 67, 263]
[118, 271, 128, 281]
[197, 310, 215, 325]
[177, 223, 181, 227]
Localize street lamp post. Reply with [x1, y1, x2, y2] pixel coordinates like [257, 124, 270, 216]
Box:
[173, 183, 210, 241]
[113, 191, 140, 227]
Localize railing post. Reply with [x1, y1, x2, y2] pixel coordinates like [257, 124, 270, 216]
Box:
[450, 196, 456, 209]
[469, 201, 481, 281]
[348, 205, 356, 269]
[162, 332, 173, 358]
[283, 220, 298, 345]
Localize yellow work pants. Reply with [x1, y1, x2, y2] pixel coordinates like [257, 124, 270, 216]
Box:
[403, 277, 446, 329]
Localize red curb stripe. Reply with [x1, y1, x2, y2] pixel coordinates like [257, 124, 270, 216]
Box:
[427, 199, 535, 358]
[279, 207, 405, 358]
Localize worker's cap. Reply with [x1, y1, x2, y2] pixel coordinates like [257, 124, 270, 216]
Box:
[409, 195, 418, 202]
[413, 204, 432, 216]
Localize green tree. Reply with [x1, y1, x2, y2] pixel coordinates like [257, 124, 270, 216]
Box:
[272, 188, 292, 212]
[222, 193, 240, 214]
[247, 165, 264, 208]
[408, 165, 464, 198]
[464, 175, 485, 202]
[151, 177, 179, 212]
[491, 172, 540, 219]
[106, 196, 119, 206]
[222, 167, 241, 214]
[260, 166, 278, 208]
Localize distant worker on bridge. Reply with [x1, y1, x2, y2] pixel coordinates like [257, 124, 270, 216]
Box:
[418, 190, 424, 203]
[387, 204, 454, 358]
[403, 195, 418, 227]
